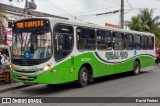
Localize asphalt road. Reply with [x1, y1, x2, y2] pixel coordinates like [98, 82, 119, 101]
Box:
[0, 65, 160, 106]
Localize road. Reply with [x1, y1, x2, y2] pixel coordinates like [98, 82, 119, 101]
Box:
[0, 65, 160, 106]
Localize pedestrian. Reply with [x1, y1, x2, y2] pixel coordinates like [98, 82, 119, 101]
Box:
[0, 49, 10, 82]
[155, 49, 159, 65]
[0, 54, 2, 65]
[158, 49, 160, 65]
[1, 49, 10, 65]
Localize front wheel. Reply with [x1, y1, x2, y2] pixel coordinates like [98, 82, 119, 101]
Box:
[77, 67, 88, 87]
[133, 61, 140, 75]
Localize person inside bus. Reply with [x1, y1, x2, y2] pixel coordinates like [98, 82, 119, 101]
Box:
[107, 42, 112, 50]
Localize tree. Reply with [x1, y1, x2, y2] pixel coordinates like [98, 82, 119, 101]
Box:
[139, 9, 160, 32]
[128, 9, 160, 48]
[128, 16, 142, 31]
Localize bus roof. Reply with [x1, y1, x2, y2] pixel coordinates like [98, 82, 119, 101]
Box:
[50, 18, 154, 36]
[15, 17, 154, 36]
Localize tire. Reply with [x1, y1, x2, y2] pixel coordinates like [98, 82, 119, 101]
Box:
[133, 61, 140, 75]
[77, 67, 88, 87]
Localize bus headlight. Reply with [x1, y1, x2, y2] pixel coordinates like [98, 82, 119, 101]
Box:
[37, 64, 51, 74]
[43, 64, 51, 72]
[10, 64, 15, 71]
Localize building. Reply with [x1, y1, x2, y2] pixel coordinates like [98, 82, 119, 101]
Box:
[0, 13, 8, 45]
[0, 3, 68, 45]
[105, 23, 118, 28]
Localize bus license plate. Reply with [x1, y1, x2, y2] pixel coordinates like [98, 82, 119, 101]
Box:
[20, 76, 28, 79]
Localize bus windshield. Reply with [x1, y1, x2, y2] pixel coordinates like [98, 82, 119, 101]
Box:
[12, 28, 52, 59]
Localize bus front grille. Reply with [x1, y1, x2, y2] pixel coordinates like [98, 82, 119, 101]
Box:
[14, 75, 37, 81]
[15, 69, 37, 73]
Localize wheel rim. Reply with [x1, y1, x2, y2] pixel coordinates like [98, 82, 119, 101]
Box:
[82, 71, 87, 82]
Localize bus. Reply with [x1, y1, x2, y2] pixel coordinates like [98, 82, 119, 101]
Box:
[10, 18, 155, 87]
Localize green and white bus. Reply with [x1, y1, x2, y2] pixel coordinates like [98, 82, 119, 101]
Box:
[10, 18, 155, 87]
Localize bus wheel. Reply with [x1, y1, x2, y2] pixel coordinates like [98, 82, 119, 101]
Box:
[77, 67, 88, 87]
[133, 61, 140, 75]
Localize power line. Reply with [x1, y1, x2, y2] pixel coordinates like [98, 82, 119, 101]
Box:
[123, 7, 160, 15]
[68, 5, 120, 15]
[127, 0, 132, 8]
[39, 0, 84, 21]
[37, 0, 63, 15]
[79, 10, 120, 20]
[96, 10, 119, 16]
[47, 0, 74, 17]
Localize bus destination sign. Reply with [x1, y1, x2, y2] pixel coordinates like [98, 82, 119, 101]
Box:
[16, 20, 44, 28]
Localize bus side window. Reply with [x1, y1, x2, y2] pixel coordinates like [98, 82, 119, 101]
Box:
[97, 30, 112, 50]
[134, 35, 141, 50]
[148, 36, 154, 50]
[113, 32, 125, 50]
[141, 35, 148, 50]
[125, 33, 134, 50]
[54, 24, 74, 61]
[77, 27, 96, 50]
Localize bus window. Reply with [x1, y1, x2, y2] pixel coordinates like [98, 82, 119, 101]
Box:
[113, 32, 125, 50]
[142, 36, 148, 50]
[125, 34, 134, 50]
[77, 27, 96, 50]
[54, 24, 73, 61]
[134, 35, 141, 50]
[97, 30, 112, 50]
[148, 36, 154, 50]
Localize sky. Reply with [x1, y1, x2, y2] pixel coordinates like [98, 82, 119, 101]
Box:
[1, 0, 160, 26]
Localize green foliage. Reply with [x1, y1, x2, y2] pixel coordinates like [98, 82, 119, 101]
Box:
[128, 9, 160, 48]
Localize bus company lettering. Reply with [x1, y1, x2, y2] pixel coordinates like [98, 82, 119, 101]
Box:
[81, 58, 91, 62]
[105, 51, 128, 60]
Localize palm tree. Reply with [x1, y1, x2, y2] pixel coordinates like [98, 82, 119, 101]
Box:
[129, 9, 160, 32]
[128, 9, 160, 48]
[128, 16, 142, 31]
[139, 9, 160, 32]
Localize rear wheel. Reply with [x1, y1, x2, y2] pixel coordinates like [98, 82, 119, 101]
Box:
[133, 61, 140, 75]
[77, 67, 88, 87]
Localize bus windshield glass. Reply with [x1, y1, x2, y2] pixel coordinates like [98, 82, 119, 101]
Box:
[12, 28, 52, 59]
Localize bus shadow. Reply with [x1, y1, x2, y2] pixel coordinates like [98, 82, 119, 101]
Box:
[91, 71, 151, 85]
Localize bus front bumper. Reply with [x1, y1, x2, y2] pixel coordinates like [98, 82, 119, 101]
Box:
[10, 70, 57, 84]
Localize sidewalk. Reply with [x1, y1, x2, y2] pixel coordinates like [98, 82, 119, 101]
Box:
[141, 65, 160, 71]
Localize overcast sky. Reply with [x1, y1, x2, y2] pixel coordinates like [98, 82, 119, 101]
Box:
[1, 0, 160, 26]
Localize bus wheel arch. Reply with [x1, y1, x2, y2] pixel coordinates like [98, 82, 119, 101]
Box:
[77, 63, 93, 87]
[133, 59, 141, 75]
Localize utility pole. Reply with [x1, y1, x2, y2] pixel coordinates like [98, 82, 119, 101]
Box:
[24, 0, 37, 18]
[120, 0, 124, 29]
[24, 0, 28, 18]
